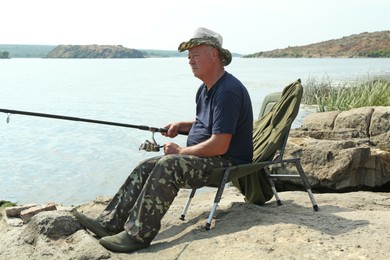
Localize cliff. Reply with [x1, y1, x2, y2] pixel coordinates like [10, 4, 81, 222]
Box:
[46, 45, 144, 58]
[246, 31, 390, 58]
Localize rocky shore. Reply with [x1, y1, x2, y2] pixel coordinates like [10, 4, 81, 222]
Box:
[279, 106, 390, 192]
[1, 188, 390, 259]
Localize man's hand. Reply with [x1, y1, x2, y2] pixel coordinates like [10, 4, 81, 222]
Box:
[163, 133, 232, 157]
[163, 121, 194, 138]
[163, 123, 181, 138]
[164, 142, 182, 154]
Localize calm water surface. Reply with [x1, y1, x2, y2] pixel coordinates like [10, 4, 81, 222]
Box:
[0, 58, 389, 205]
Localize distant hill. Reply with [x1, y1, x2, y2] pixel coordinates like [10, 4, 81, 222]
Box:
[140, 49, 186, 57]
[0, 44, 56, 58]
[45, 45, 144, 58]
[0, 45, 178, 58]
[0, 44, 244, 58]
[140, 49, 242, 58]
[245, 31, 390, 58]
[5, 31, 388, 59]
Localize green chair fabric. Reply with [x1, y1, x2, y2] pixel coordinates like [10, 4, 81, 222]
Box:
[232, 79, 303, 204]
[258, 91, 282, 120]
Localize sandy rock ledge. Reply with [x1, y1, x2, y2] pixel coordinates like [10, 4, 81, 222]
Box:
[1, 187, 390, 259]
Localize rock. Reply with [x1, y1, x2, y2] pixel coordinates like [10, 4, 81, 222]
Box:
[370, 106, 390, 136]
[22, 210, 82, 242]
[280, 106, 390, 192]
[65, 230, 111, 259]
[333, 107, 374, 138]
[20, 203, 57, 223]
[0, 204, 110, 259]
[6, 204, 37, 218]
[302, 110, 340, 130]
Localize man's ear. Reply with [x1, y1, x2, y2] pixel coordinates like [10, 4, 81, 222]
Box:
[211, 48, 221, 63]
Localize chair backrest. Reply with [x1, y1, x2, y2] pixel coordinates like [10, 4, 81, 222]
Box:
[230, 79, 303, 205]
[258, 92, 282, 120]
[252, 79, 303, 163]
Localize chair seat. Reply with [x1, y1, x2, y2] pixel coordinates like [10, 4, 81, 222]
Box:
[207, 162, 270, 186]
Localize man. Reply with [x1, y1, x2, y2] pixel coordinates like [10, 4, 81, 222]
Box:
[73, 27, 253, 253]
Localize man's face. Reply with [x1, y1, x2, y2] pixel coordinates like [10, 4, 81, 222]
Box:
[187, 45, 215, 79]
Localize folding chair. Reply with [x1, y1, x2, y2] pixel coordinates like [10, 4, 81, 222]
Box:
[180, 79, 319, 230]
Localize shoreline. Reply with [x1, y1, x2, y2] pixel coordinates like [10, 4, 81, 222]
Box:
[1, 187, 390, 259]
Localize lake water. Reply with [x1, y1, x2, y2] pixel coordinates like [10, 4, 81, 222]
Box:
[1, 58, 389, 205]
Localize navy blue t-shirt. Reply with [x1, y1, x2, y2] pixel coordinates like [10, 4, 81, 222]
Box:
[186, 72, 253, 164]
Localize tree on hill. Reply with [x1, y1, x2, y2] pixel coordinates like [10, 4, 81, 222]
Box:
[0, 51, 10, 59]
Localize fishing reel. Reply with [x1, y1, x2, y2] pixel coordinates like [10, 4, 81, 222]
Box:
[139, 132, 164, 152]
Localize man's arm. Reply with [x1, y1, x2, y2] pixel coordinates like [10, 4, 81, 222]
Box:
[164, 133, 232, 157]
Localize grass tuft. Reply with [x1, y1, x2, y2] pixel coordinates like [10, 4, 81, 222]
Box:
[303, 75, 390, 112]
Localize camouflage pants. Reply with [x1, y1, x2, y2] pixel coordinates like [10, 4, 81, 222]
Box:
[97, 154, 233, 243]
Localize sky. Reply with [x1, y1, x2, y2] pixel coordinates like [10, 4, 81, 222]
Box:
[1, 0, 389, 54]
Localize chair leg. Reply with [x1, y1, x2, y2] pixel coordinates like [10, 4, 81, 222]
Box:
[180, 189, 197, 221]
[293, 159, 319, 211]
[205, 168, 231, 230]
[264, 167, 283, 206]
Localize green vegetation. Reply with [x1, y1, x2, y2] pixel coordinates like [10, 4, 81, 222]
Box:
[0, 200, 16, 219]
[303, 75, 390, 112]
[362, 50, 390, 58]
[0, 51, 9, 58]
[0, 200, 16, 209]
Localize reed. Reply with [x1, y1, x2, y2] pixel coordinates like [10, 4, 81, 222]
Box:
[303, 75, 390, 112]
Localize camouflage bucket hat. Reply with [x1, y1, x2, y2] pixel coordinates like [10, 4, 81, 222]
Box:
[178, 27, 232, 66]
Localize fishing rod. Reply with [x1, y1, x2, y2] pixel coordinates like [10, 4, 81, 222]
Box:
[0, 108, 187, 152]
